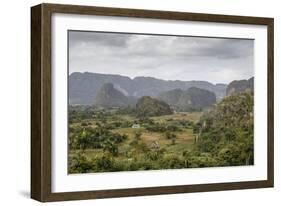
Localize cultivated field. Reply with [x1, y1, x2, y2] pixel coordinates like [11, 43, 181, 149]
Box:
[68, 110, 203, 173]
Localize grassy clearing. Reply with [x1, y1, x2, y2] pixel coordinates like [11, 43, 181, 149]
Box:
[151, 112, 202, 123]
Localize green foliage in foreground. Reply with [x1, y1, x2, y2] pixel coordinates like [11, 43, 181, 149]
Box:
[69, 126, 128, 152]
[68, 92, 254, 173]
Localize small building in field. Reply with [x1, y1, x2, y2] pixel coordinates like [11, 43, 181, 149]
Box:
[132, 124, 140, 129]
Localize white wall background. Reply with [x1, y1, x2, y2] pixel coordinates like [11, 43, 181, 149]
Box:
[0, 0, 279, 205]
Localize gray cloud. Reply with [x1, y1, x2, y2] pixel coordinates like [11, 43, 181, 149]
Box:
[69, 31, 131, 48]
[69, 31, 254, 84]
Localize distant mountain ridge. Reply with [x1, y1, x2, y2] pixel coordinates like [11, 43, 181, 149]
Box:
[69, 72, 227, 105]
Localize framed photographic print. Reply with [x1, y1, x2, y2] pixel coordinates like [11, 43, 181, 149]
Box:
[31, 3, 274, 202]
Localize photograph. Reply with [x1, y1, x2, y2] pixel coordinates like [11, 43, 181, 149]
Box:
[67, 30, 254, 174]
[30, 3, 274, 201]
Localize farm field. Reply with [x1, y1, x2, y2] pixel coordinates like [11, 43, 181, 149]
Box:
[68, 109, 203, 173]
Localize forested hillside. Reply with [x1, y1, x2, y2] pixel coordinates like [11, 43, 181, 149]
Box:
[158, 87, 216, 112]
[189, 92, 254, 166]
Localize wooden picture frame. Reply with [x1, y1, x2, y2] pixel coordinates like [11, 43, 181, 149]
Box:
[31, 3, 274, 202]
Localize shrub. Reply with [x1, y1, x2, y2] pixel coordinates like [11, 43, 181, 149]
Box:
[91, 153, 115, 172]
[145, 148, 166, 161]
[160, 155, 185, 169]
[102, 140, 119, 156]
[185, 153, 218, 168]
[68, 152, 94, 173]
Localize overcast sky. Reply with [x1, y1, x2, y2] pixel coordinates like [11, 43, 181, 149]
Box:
[69, 31, 254, 84]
